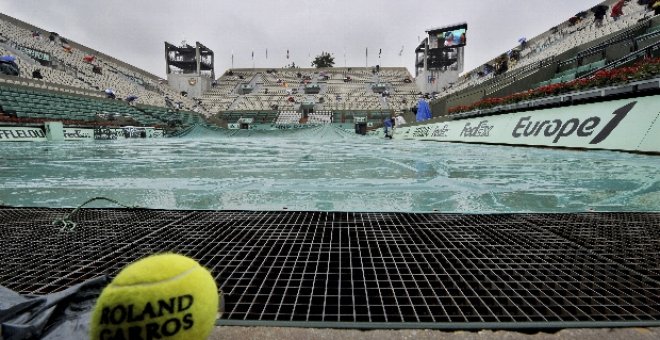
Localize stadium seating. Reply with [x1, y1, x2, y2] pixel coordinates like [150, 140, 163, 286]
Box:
[307, 111, 333, 124]
[433, 0, 660, 117]
[7, 0, 650, 131]
[199, 67, 418, 128]
[276, 111, 302, 125]
[0, 13, 205, 116]
[0, 83, 199, 127]
[437, 0, 653, 101]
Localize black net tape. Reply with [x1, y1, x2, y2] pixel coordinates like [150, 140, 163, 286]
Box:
[0, 208, 658, 324]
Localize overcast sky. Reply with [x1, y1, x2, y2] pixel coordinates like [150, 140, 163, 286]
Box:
[1, 0, 599, 78]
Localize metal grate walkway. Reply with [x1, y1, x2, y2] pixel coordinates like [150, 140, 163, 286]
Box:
[0, 208, 659, 329]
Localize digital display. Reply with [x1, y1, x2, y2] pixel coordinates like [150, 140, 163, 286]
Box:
[441, 28, 466, 47]
[428, 24, 467, 49]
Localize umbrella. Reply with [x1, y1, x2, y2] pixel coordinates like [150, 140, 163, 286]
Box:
[83, 55, 95, 63]
[104, 88, 115, 94]
[125, 95, 138, 102]
[518, 37, 527, 44]
[0, 55, 16, 63]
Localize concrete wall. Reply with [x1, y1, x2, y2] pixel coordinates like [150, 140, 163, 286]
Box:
[416, 68, 460, 94]
[167, 74, 212, 98]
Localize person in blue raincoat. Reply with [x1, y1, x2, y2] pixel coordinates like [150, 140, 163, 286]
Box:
[416, 97, 432, 122]
[383, 117, 394, 139]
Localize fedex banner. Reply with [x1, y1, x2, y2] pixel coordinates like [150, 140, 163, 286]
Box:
[396, 96, 660, 153]
[63, 128, 94, 140]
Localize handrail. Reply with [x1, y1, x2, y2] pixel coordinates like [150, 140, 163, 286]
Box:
[558, 19, 651, 68]
[0, 74, 103, 98]
[444, 76, 660, 121]
[580, 40, 660, 79]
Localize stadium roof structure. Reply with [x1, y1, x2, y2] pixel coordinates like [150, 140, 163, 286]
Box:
[165, 41, 214, 75]
[426, 22, 469, 35]
[415, 38, 429, 53]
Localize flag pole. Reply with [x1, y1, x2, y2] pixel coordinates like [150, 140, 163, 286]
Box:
[378, 48, 381, 67]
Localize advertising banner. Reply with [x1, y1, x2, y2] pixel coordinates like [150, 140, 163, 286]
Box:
[0, 126, 165, 142]
[92, 127, 164, 140]
[398, 96, 660, 153]
[0, 126, 47, 141]
[63, 128, 94, 140]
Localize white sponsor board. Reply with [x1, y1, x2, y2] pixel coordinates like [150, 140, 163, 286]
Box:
[396, 96, 660, 153]
[228, 123, 240, 130]
[0, 126, 165, 141]
[93, 127, 164, 140]
[638, 114, 660, 152]
[0, 126, 47, 141]
[63, 128, 94, 140]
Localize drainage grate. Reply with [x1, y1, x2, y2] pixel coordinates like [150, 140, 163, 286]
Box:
[0, 208, 658, 328]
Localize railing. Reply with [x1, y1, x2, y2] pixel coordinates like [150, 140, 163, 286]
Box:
[581, 40, 660, 79]
[0, 73, 103, 98]
[445, 76, 660, 122]
[558, 19, 651, 68]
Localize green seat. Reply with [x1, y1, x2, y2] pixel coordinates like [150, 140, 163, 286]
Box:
[561, 73, 576, 82]
[591, 60, 606, 70]
[647, 25, 660, 34]
[576, 64, 591, 75]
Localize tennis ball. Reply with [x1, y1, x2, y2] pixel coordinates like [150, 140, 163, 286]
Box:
[90, 253, 219, 340]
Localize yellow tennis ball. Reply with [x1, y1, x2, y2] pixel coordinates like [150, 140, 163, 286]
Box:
[90, 253, 219, 340]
